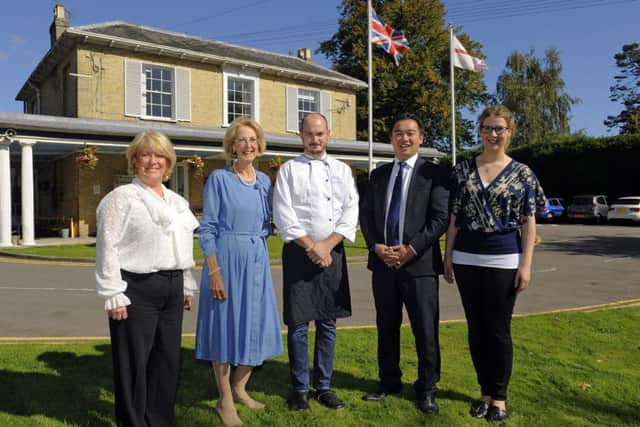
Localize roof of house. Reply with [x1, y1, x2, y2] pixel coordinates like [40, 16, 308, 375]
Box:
[16, 21, 367, 101]
[0, 112, 445, 161]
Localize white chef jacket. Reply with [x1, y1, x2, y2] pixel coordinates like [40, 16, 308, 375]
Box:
[273, 153, 359, 243]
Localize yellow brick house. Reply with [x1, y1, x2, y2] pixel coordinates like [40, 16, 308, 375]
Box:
[0, 5, 440, 245]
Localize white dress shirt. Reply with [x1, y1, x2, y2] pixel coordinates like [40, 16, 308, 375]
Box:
[384, 153, 418, 244]
[273, 153, 359, 243]
[95, 177, 199, 310]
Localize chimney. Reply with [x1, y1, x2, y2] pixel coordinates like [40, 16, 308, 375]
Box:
[49, 4, 69, 47]
[297, 48, 313, 62]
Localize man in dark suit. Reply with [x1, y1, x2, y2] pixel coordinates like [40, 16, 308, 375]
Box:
[359, 112, 449, 415]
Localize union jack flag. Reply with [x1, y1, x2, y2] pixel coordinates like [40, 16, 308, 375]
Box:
[371, 9, 410, 66]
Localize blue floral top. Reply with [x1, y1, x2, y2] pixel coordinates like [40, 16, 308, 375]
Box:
[450, 157, 546, 235]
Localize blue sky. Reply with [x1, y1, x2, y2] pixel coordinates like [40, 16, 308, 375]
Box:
[0, 0, 638, 137]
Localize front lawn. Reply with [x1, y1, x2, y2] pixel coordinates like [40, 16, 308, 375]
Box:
[0, 306, 638, 426]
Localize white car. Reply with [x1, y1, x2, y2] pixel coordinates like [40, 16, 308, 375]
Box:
[607, 196, 640, 223]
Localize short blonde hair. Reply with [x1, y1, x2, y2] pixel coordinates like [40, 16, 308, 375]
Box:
[223, 117, 266, 160]
[126, 131, 177, 179]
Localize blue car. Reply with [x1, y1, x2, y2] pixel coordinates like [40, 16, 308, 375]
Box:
[537, 197, 565, 222]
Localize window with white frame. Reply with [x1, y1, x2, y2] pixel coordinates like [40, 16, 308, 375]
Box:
[125, 60, 191, 122]
[286, 86, 332, 133]
[222, 66, 260, 126]
[227, 78, 254, 123]
[144, 65, 174, 119]
[297, 89, 319, 129]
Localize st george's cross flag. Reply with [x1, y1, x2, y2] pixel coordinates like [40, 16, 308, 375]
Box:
[370, 9, 410, 66]
[452, 35, 487, 72]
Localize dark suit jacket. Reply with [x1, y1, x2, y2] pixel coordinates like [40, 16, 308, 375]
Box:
[360, 157, 449, 277]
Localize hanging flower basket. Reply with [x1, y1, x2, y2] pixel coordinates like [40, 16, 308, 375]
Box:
[183, 154, 206, 182]
[75, 146, 99, 170]
[266, 156, 283, 180]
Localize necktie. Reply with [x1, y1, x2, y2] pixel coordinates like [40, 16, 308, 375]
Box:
[386, 161, 406, 246]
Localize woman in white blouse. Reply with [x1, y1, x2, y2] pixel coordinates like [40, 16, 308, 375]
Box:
[95, 131, 199, 426]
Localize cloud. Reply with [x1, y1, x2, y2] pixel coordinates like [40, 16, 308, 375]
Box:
[0, 51, 8, 62]
[10, 34, 27, 46]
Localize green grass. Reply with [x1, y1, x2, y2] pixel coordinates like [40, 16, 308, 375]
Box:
[1, 307, 639, 426]
[0, 231, 371, 261]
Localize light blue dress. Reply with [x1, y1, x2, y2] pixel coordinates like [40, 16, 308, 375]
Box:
[195, 167, 283, 366]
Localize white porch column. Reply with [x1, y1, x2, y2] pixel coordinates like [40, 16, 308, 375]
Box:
[20, 140, 37, 245]
[0, 137, 12, 247]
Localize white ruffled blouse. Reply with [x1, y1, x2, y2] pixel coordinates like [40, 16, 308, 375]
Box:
[95, 177, 199, 310]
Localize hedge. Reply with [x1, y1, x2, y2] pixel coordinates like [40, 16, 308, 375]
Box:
[447, 133, 640, 202]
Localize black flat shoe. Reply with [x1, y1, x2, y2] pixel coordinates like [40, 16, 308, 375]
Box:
[315, 389, 345, 410]
[287, 391, 309, 411]
[417, 395, 439, 415]
[469, 399, 490, 418]
[362, 387, 401, 402]
[486, 405, 508, 422]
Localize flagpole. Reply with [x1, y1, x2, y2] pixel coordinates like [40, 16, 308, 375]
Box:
[449, 24, 456, 166]
[367, 0, 374, 175]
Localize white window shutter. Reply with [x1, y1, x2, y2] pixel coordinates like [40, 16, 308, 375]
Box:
[124, 60, 142, 117]
[286, 86, 299, 132]
[175, 68, 191, 121]
[320, 91, 332, 131]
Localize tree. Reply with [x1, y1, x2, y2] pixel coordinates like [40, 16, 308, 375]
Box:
[318, 0, 489, 149]
[605, 43, 640, 134]
[496, 48, 578, 146]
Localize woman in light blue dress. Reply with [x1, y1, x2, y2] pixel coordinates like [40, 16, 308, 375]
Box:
[196, 117, 283, 426]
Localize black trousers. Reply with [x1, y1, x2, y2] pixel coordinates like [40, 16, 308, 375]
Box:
[109, 270, 184, 427]
[372, 269, 440, 398]
[453, 264, 517, 401]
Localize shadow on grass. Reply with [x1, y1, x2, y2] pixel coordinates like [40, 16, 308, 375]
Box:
[0, 344, 114, 426]
[178, 347, 473, 414]
[178, 348, 382, 403]
[1, 342, 475, 425]
[555, 391, 640, 425]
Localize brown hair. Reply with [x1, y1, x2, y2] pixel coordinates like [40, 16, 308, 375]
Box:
[126, 131, 176, 179]
[478, 105, 517, 142]
[223, 117, 267, 160]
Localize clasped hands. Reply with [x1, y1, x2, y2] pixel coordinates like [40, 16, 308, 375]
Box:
[375, 243, 415, 269]
[306, 239, 334, 268]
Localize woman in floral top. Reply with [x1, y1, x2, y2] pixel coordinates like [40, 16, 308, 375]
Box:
[444, 105, 545, 422]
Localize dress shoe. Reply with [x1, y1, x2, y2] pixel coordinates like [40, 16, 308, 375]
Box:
[417, 395, 439, 415]
[486, 405, 508, 422]
[469, 399, 490, 418]
[287, 391, 309, 411]
[314, 389, 345, 410]
[362, 387, 401, 402]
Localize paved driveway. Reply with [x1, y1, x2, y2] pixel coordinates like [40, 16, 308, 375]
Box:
[0, 224, 638, 339]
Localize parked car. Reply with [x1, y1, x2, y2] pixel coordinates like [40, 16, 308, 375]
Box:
[567, 195, 608, 223]
[607, 196, 640, 223]
[536, 197, 565, 222]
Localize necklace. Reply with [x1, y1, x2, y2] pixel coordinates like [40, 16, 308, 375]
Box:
[476, 156, 511, 183]
[232, 161, 256, 184]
